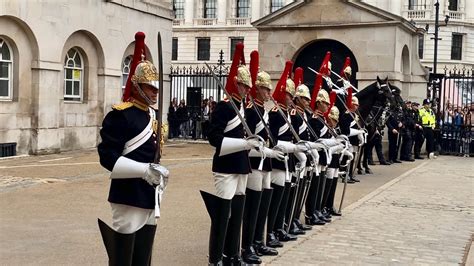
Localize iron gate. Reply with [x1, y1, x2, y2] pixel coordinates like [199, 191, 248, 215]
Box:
[169, 50, 229, 139]
[428, 67, 473, 156]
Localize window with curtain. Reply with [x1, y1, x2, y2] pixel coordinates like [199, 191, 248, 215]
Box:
[204, 0, 217, 18]
[448, 0, 458, 11]
[0, 38, 12, 100]
[418, 35, 424, 59]
[173, 0, 185, 19]
[237, 0, 250, 18]
[64, 48, 83, 101]
[230, 38, 244, 60]
[271, 0, 284, 12]
[197, 38, 211, 61]
[451, 33, 463, 60]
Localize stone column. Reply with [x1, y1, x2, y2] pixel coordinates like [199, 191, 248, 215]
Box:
[217, 0, 227, 25]
[184, 0, 195, 25]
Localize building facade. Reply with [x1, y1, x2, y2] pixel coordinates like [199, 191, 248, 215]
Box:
[171, 0, 294, 66]
[363, 0, 474, 74]
[0, 0, 173, 155]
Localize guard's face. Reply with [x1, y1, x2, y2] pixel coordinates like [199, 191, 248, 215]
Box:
[285, 93, 294, 107]
[257, 86, 271, 101]
[298, 97, 310, 109]
[319, 101, 329, 113]
[236, 82, 250, 98]
[351, 103, 359, 112]
[142, 83, 158, 105]
[328, 118, 337, 128]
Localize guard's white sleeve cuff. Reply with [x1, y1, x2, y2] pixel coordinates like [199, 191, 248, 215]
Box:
[110, 156, 147, 179]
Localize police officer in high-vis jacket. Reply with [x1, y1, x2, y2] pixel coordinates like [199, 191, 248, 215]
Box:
[418, 99, 437, 159]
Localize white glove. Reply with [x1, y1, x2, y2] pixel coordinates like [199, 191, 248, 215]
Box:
[219, 137, 261, 156]
[306, 141, 326, 150]
[295, 142, 309, 152]
[337, 135, 349, 142]
[328, 144, 345, 155]
[357, 133, 365, 145]
[143, 164, 169, 186]
[341, 148, 354, 161]
[349, 128, 364, 137]
[318, 138, 339, 147]
[275, 140, 297, 153]
[309, 148, 320, 164]
[294, 151, 307, 165]
[266, 148, 285, 161]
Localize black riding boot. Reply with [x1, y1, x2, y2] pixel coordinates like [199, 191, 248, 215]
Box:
[98, 219, 135, 266]
[274, 182, 297, 242]
[304, 172, 325, 225]
[132, 224, 157, 265]
[201, 191, 232, 265]
[327, 177, 342, 216]
[223, 195, 246, 266]
[285, 180, 305, 235]
[254, 188, 278, 256]
[266, 184, 284, 248]
[321, 177, 333, 220]
[315, 172, 331, 223]
[241, 189, 262, 265]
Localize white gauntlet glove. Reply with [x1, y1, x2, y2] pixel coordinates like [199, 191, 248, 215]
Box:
[318, 138, 339, 147]
[341, 148, 354, 161]
[219, 137, 261, 156]
[143, 163, 169, 186]
[249, 147, 285, 161]
[294, 151, 307, 165]
[306, 141, 327, 150]
[275, 140, 297, 153]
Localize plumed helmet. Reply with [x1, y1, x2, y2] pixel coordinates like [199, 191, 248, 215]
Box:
[316, 89, 330, 104]
[286, 78, 296, 97]
[295, 84, 310, 100]
[132, 59, 159, 90]
[352, 96, 359, 106]
[236, 65, 252, 88]
[328, 106, 340, 122]
[255, 71, 272, 90]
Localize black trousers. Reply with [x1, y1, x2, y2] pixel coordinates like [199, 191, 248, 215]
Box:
[414, 129, 425, 157]
[423, 127, 435, 154]
[400, 131, 413, 159]
[388, 131, 400, 161]
[365, 133, 386, 163]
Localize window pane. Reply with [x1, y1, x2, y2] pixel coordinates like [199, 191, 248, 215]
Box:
[66, 69, 72, 79]
[271, 0, 284, 12]
[173, 0, 185, 19]
[418, 35, 424, 59]
[74, 52, 82, 67]
[448, 0, 458, 11]
[73, 69, 81, 81]
[0, 80, 8, 97]
[451, 34, 462, 60]
[67, 59, 74, 67]
[66, 81, 72, 95]
[197, 38, 210, 61]
[122, 74, 128, 88]
[204, 0, 216, 18]
[172, 38, 178, 61]
[74, 81, 80, 96]
[230, 38, 244, 60]
[237, 0, 250, 18]
[0, 62, 9, 78]
[0, 41, 11, 61]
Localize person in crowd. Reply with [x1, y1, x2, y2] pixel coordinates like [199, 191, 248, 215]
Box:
[419, 99, 437, 159]
[176, 99, 189, 138]
[386, 113, 402, 164]
[413, 102, 425, 159]
[400, 101, 416, 161]
[168, 97, 178, 139]
[201, 98, 210, 140]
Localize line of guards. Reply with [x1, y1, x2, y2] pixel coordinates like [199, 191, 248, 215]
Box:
[201, 43, 367, 265]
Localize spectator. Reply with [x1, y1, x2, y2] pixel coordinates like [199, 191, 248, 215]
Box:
[201, 98, 210, 139]
[168, 97, 179, 138]
[176, 99, 189, 137]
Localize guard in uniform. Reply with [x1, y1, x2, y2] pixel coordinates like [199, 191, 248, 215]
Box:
[201, 43, 260, 265]
[412, 102, 425, 159]
[339, 96, 365, 183]
[97, 32, 169, 265]
[400, 101, 416, 161]
[242, 62, 283, 262]
[305, 90, 332, 225]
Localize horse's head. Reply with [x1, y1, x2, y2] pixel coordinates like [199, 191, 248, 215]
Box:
[375, 76, 394, 106]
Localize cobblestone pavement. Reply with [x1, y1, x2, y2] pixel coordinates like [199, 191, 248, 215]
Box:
[266, 156, 474, 265]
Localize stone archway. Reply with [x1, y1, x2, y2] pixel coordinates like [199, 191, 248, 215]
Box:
[293, 39, 359, 91]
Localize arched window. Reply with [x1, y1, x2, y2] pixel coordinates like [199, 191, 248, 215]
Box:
[122, 55, 132, 92]
[64, 48, 83, 102]
[0, 38, 13, 100]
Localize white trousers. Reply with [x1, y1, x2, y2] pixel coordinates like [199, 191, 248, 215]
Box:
[110, 203, 156, 234]
[247, 170, 272, 191]
[213, 172, 248, 200]
[271, 169, 286, 187]
[326, 168, 339, 180]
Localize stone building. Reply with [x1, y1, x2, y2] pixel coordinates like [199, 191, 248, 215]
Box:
[254, 0, 429, 101]
[0, 0, 173, 155]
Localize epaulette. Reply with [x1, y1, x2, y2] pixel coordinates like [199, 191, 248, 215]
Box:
[112, 102, 133, 110]
[246, 102, 253, 109]
[290, 109, 297, 115]
[271, 106, 279, 112]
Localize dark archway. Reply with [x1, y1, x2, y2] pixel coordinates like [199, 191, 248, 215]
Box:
[293, 39, 359, 92]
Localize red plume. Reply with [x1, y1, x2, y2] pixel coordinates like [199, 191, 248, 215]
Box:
[293, 67, 303, 88]
[249, 50, 259, 100]
[340, 57, 351, 79]
[346, 86, 353, 110]
[122, 32, 146, 102]
[272, 60, 293, 105]
[225, 42, 244, 99]
[310, 51, 331, 110]
[324, 91, 337, 118]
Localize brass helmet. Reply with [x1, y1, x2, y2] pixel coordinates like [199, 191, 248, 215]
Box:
[255, 71, 272, 90]
[286, 78, 296, 97]
[236, 65, 252, 88]
[294, 84, 310, 100]
[344, 66, 352, 77]
[316, 89, 330, 104]
[132, 60, 159, 90]
[328, 106, 340, 122]
[352, 95, 359, 106]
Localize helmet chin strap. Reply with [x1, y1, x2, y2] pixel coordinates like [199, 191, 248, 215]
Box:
[134, 83, 156, 106]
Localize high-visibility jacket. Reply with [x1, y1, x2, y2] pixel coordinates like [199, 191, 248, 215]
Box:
[419, 108, 436, 129]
